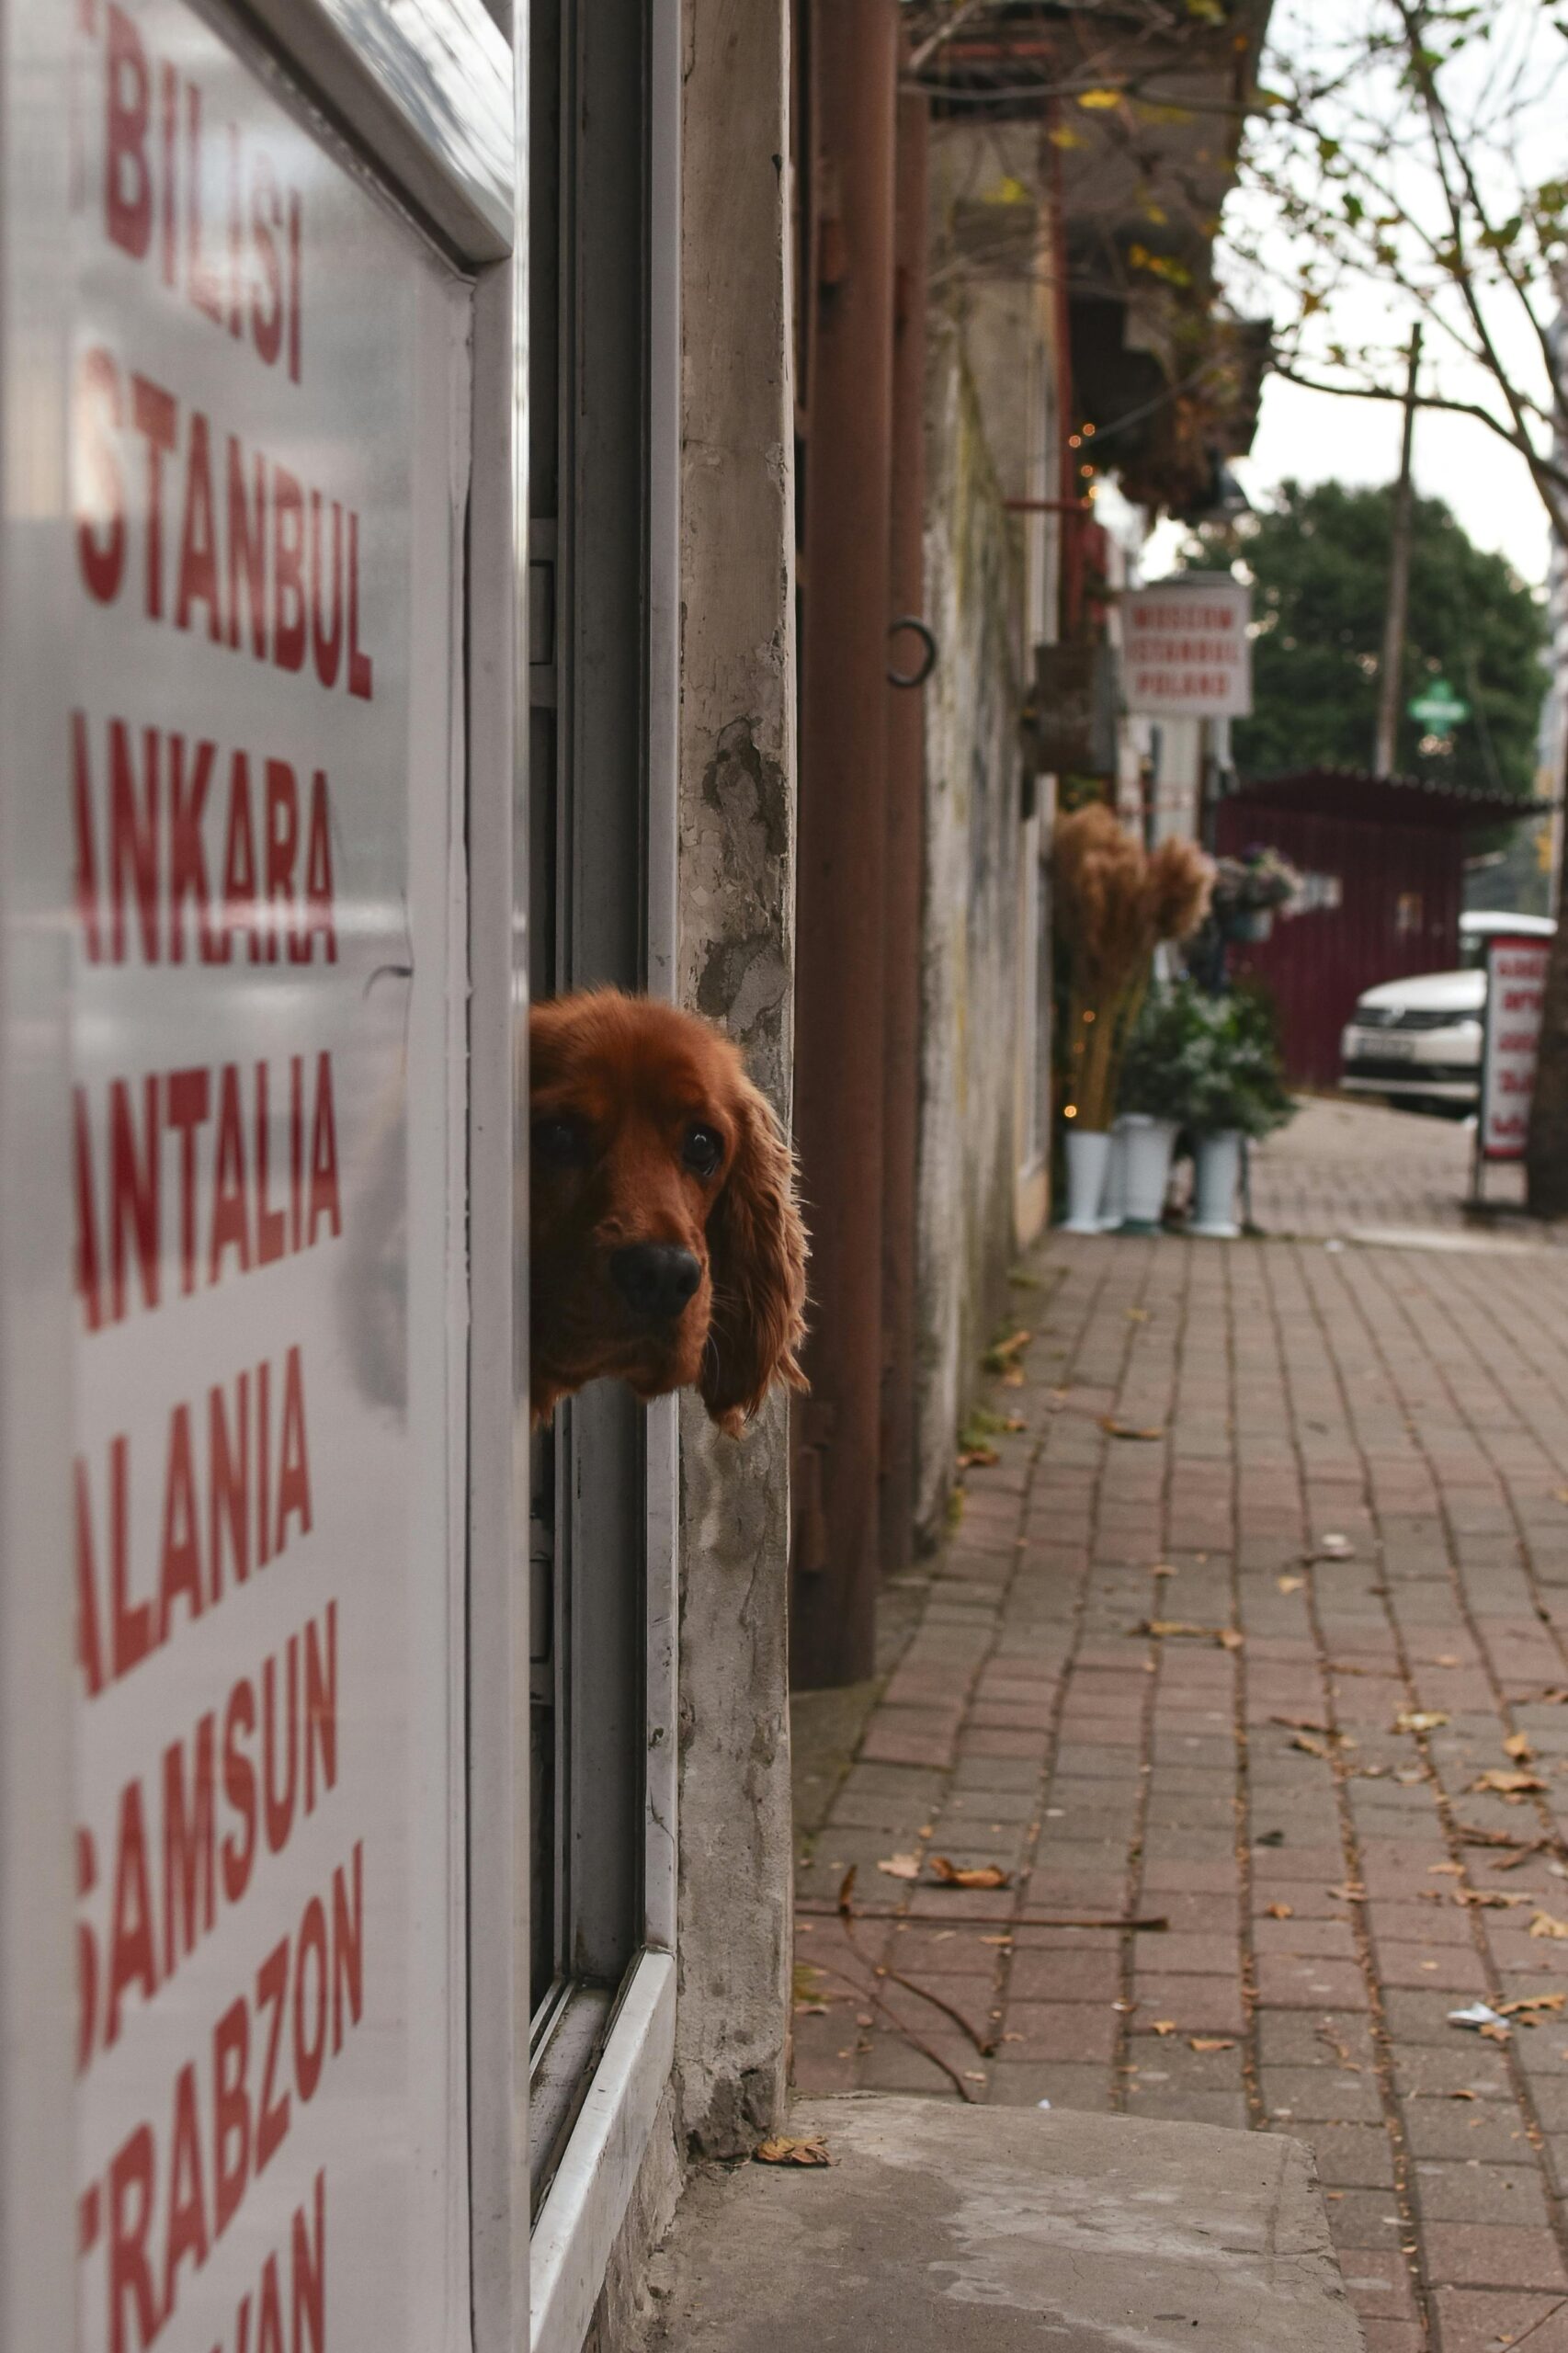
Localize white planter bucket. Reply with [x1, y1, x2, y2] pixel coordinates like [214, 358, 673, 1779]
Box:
[1191, 1129, 1243, 1239]
[1062, 1128, 1112, 1233]
[1098, 1119, 1130, 1232]
[1119, 1115, 1177, 1233]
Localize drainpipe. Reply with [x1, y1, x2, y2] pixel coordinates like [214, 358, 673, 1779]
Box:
[791, 0, 899, 1688]
[879, 76, 930, 1581]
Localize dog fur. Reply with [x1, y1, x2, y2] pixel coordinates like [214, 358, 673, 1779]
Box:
[528, 990, 809, 1434]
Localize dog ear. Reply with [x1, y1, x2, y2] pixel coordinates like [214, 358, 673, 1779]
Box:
[700, 1075, 810, 1436]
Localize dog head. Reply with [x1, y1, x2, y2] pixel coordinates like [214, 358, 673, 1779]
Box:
[528, 990, 809, 1434]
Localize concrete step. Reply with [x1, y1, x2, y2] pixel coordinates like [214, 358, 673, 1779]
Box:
[642, 2093, 1365, 2350]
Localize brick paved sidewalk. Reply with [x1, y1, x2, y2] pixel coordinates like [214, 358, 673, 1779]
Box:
[792, 1156, 1568, 2353]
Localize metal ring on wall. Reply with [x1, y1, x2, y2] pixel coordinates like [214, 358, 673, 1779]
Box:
[887, 615, 937, 688]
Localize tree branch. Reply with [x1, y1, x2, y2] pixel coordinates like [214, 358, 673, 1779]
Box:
[1269, 361, 1568, 517]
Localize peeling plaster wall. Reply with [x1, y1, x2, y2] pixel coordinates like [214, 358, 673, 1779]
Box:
[915, 324, 1026, 1542]
[672, 0, 796, 2165]
[587, 0, 796, 2336]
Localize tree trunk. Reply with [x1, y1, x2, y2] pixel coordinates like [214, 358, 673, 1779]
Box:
[1526, 799, 1568, 1218]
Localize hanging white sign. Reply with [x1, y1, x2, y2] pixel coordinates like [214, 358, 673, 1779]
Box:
[1121, 580, 1253, 718]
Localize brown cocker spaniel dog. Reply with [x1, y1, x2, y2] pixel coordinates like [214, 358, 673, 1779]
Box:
[529, 991, 809, 1434]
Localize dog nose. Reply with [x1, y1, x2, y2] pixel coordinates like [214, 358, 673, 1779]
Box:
[608, 1243, 702, 1323]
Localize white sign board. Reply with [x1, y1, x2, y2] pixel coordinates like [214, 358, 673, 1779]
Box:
[1480, 934, 1551, 1163]
[1122, 581, 1253, 719]
[53, 5, 472, 2347]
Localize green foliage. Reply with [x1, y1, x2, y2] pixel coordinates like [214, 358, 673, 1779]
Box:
[1119, 983, 1295, 1138]
[1182, 481, 1548, 795]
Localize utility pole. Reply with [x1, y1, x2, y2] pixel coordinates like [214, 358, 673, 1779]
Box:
[1374, 324, 1423, 776]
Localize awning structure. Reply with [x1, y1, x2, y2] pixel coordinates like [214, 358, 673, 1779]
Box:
[1233, 766, 1555, 832]
[908, 0, 1274, 519]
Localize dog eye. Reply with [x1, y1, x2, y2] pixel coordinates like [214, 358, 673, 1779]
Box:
[683, 1123, 722, 1178]
[533, 1117, 588, 1168]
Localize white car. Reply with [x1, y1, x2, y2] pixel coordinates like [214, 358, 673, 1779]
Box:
[1339, 911, 1556, 1114]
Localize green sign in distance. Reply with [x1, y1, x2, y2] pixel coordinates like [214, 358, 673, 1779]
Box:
[1407, 677, 1471, 730]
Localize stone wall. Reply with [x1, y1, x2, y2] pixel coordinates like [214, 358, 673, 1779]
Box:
[914, 322, 1028, 1542]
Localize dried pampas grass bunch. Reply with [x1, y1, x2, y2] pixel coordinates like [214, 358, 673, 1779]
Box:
[1051, 805, 1212, 1131]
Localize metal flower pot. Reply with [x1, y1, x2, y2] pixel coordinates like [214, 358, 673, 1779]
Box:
[1062, 1128, 1112, 1233]
[1119, 1115, 1177, 1233]
[1098, 1118, 1130, 1232]
[1191, 1128, 1243, 1239]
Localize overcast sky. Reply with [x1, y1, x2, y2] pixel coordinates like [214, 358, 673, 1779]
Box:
[1235, 374, 1551, 591]
[1158, 0, 1562, 596]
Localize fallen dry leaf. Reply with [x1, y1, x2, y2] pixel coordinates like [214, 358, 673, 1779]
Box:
[876, 1854, 922, 1881]
[1329, 1883, 1367, 1902]
[1472, 1769, 1546, 1800]
[957, 1444, 1000, 1470]
[1498, 1993, 1568, 2017]
[980, 1934, 1013, 1948]
[1481, 2023, 1512, 2042]
[1449, 2089, 1478, 2101]
[1429, 1861, 1466, 1876]
[1103, 1418, 1165, 1441]
[1291, 1733, 1334, 1760]
[1152, 2020, 1177, 2036]
[1001, 1416, 1027, 1434]
[1274, 1715, 1332, 1735]
[1457, 1890, 1528, 1909]
[1393, 1709, 1449, 1734]
[756, 2136, 834, 2167]
[1505, 1732, 1535, 1763]
[1216, 1628, 1244, 1653]
[1277, 1574, 1304, 1595]
[1265, 1902, 1294, 1920]
[1151, 1563, 1177, 1578]
[1188, 2037, 1236, 2052]
[1530, 1912, 1568, 1940]
[927, 1857, 1011, 1891]
[1126, 1307, 1149, 1323]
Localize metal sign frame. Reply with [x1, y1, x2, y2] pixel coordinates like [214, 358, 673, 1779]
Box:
[0, 2, 530, 2345]
[1473, 929, 1551, 1198]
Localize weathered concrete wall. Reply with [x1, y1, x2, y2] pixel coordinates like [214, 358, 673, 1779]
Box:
[672, 0, 796, 2162]
[586, 0, 796, 2337]
[915, 323, 1026, 1542]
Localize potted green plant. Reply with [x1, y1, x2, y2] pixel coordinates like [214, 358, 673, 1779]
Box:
[1212, 846, 1301, 945]
[1186, 990, 1295, 1237]
[1116, 983, 1214, 1231]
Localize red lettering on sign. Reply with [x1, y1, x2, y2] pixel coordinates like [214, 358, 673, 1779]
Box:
[91, 7, 304, 381]
[71, 353, 374, 695]
[104, 4, 152, 260]
[78, 1611, 338, 2068]
[94, 1904, 343, 2349]
[74, 1351, 318, 1697]
[75, 348, 126, 602]
[75, 1056, 341, 1329]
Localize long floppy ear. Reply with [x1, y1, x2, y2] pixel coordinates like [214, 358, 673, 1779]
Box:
[700, 1076, 810, 1437]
